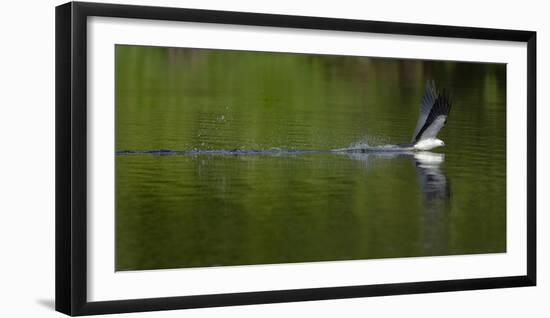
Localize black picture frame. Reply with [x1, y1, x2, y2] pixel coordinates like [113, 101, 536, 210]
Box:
[55, 1, 537, 316]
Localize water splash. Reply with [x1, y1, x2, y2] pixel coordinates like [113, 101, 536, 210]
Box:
[332, 135, 396, 152]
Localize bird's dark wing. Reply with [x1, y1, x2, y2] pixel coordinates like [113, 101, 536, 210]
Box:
[411, 81, 438, 142]
[412, 83, 452, 142]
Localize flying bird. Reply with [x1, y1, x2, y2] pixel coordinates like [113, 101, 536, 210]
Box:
[410, 81, 452, 151]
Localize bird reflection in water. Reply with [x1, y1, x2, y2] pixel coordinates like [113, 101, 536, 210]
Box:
[344, 151, 451, 255]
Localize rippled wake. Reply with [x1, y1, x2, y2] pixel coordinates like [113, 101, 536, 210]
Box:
[116, 148, 322, 156]
[116, 144, 414, 156]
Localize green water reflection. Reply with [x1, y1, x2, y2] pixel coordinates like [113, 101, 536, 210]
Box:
[115, 45, 506, 271]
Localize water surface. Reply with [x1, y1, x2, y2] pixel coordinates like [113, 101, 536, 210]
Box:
[115, 45, 506, 271]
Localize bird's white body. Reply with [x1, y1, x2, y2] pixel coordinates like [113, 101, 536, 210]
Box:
[413, 138, 445, 151]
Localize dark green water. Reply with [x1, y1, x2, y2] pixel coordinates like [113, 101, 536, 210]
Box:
[115, 45, 506, 271]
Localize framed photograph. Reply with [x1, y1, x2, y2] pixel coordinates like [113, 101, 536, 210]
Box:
[55, 1, 536, 316]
